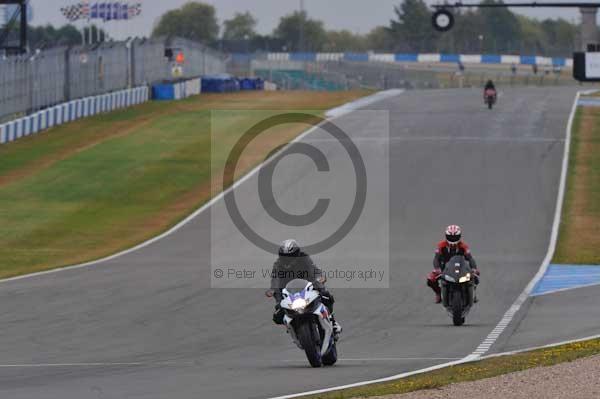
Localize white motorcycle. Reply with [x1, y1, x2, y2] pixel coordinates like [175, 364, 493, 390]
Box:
[280, 279, 338, 367]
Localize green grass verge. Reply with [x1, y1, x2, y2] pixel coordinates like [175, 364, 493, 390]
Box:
[553, 105, 600, 264]
[0, 91, 369, 278]
[303, 338, 600, 399]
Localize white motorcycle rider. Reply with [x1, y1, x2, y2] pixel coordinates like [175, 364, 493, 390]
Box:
[265, 239, 341, 367]
[278, 278, 338, 367]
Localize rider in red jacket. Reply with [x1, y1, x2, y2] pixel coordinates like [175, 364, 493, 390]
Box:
[427, 225, 480, 303]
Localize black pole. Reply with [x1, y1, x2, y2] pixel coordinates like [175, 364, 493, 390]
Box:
[19, 0, 26, 53]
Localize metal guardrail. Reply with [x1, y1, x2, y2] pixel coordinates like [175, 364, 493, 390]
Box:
[0, 37, 226, 122]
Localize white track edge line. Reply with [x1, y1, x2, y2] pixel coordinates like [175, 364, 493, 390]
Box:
[266, 91, 582, 399]
[6, 333, 600, 370]
[266, 328, 600, 399]
[478, 333, 600, 360]
[0, 89, 404, 285]
[468, 90, 580, 358]
[529, 280, 600, 297]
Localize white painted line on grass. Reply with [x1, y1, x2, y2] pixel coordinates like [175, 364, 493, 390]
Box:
[267, 358, 471, 399]
[478, 333, 600, 360]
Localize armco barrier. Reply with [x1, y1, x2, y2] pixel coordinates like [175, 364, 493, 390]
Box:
[256, 52, 572, 67]
[201, 74, 240, 93]
[440, 54, 460, 63]
[152, 77, 202, 100]
[0, 86, 149, 145]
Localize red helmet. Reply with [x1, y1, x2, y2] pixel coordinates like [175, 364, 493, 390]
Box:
[445, 225, 462, 245]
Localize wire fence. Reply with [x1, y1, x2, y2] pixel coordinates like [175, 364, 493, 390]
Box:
[0, 37, 226, 122]
[249, 58, 576, 91]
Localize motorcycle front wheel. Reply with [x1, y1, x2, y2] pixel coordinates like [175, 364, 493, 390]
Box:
[452, 291, 465, 326]
[322, 342, 338, 366]
[297, 321, 322, 367]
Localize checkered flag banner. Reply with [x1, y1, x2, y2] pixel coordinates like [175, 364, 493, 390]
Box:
[60, 3, 87, 22]
[88, 2, 142, 21]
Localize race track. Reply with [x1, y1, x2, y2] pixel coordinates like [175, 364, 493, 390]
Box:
[0, 87, 579, 399]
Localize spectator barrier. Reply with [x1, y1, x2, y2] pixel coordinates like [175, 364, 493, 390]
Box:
[0, 76, 270, 145]
[0, 86, 149, 144]
[264, 52, 573, 67]
[152, 77, 202, 100]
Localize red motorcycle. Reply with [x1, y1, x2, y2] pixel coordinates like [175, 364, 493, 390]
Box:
[484, 88, 497, 110]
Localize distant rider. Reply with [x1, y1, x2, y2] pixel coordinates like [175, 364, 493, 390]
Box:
[265, 239, 342, 337]
[426, 225, 480, 303]
[484, 80, 496, 98]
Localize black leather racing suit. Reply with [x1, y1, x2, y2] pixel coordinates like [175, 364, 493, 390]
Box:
[269, 251, 334, 324]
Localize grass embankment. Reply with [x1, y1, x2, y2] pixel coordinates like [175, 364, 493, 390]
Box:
[553, 105, 600, 264]
[303, 338, 600, 399]
[0, 90, 369, 278]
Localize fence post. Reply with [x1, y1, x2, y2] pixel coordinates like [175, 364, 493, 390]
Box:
[128, 39, 136, 88]
[64, 47, 71, 102]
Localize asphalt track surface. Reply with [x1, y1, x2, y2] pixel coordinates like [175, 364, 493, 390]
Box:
[501, 284, 600, 352]
[0, 87, 579, 399]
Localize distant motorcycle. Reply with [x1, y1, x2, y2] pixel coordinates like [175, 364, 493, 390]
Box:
[279, 279, 337, 367]
[439, 255, 476, 326]
[484, 88, 497, 109]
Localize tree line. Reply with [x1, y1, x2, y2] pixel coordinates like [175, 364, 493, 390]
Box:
[17, 0, 579, 56]
[152, 0, 578, 57]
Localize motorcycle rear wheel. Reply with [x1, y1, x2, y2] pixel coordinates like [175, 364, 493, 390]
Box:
[297, 322, 322, 367]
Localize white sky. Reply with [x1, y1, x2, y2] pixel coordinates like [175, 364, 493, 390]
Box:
[29, 0, 583, 40]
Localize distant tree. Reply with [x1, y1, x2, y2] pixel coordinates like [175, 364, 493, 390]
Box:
[274, 11, 326, 51]
[323, 30, 366, 52]
[223, 11, 257, 40]
[152, 2, 219, 44]
[381, 0, 576, 56]
[57, 25, 84, 44]
[443, 9, 484, 54]
[516, 15, 545, 54]
[365, 26, 393, 51]
[540, 18, 577, 56]
[478, 0, 521, 53]
[28, 24, 83, 48]
[389, 0, 438, 52]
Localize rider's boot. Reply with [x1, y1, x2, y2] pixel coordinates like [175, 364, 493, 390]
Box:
[331, 315, 342, 339]
[272, 304, 285, 325]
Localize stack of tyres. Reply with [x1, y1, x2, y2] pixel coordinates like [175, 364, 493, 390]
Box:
[201, 74, 240, 93]
[238, 78, 265, 91]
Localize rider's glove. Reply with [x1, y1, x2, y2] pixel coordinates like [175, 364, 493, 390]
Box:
[427, 269, 442, 282]
[265, 289, 274, 298]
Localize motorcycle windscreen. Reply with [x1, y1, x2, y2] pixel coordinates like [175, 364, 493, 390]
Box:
[443, 255, 471, 279]
[285, 278, 311, 294]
